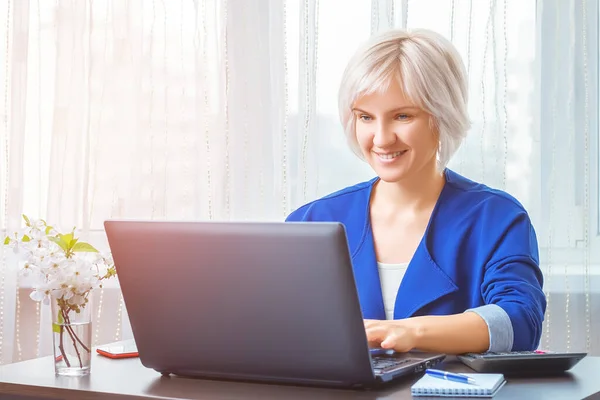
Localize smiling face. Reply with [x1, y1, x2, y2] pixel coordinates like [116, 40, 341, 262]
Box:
[352, 78, 440, 183]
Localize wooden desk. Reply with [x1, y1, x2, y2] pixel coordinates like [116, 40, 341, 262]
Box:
[0, 352, 599, 400]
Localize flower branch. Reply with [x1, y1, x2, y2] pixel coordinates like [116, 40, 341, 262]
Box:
[3, 215, 117, 373]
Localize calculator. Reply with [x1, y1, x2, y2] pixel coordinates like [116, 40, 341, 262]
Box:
[457, 350, 587, 375]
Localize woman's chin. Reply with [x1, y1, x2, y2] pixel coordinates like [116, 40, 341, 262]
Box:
[372, 167, 412, 183]
[368, 156, 439, 184]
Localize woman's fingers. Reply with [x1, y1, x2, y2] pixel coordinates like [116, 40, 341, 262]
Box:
[380, 334, 398, 349]
[365, 325, 389, 346]
[365, 324, 412, 352]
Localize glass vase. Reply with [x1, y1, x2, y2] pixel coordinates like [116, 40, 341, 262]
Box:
[51, 297, 92, 376]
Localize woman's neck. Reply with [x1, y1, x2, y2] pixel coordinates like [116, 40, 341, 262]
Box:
[371, 164, 446, 213]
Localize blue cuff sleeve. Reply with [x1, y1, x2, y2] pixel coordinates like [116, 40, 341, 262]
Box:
[465, 304, 514, 352]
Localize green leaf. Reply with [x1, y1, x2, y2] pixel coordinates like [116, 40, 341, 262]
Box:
[45, 226, 53, 235]
[3, 236, 9, 245]
[21, 235, 31, 242]
[58, 233, 78, 251]
[52, 322, 61, 334]
[48, 236, 68, 252]
[59, 233, 74, 245]
[72, 242, 99, 253]
[22, 215, 30, 226]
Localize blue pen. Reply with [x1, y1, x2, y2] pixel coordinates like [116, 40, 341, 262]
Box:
[425, 369, 478, 385]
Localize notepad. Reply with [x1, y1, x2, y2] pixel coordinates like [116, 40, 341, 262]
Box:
[411, 373, 506, 397]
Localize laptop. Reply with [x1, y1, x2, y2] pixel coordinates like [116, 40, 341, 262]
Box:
[104, 220, 446, 388]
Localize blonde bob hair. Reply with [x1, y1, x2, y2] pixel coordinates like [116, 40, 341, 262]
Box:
[338, 28, 471, 170]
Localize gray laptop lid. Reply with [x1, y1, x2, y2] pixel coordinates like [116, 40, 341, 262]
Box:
[104, 220, 377, 386]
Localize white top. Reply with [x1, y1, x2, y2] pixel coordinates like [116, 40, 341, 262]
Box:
[377, 262, 409, 320]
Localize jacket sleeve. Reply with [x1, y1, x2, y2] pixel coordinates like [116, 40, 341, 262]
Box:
[465, 304, 514, 352]
[480, 211, 546, 351]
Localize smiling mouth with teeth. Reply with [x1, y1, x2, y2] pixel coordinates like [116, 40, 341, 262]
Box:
[375, 150, 408, 160]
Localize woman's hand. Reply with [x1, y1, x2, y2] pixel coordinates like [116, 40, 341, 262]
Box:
[364, 319, 421, 352]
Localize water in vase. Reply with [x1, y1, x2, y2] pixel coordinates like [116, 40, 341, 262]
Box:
[53, 321, 92, 376]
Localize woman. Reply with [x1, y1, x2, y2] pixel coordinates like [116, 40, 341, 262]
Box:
[286, 28, 546, 355]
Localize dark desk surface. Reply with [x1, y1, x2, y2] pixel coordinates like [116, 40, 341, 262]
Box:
[0, 350, 599, 400]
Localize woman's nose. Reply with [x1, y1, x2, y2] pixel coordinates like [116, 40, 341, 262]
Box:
[372, 123, 397, 148]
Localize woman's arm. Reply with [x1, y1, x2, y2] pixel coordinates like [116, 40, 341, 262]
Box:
[365, 311, 490, 354]
[365, 252, 544, 355]
[368, 210, 546, 354]
[365, 213, 546, 354]
[411, 312, 490, 353]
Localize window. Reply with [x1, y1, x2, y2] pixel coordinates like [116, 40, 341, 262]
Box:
[537, 0, 600, 268]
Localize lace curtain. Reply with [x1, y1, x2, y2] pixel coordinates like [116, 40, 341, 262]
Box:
[0, 0, 597, 364]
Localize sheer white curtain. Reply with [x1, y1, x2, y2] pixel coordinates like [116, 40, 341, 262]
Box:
[0, 0, 597, 364]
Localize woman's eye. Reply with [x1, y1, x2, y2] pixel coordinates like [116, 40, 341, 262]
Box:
[396, 114, 410, 120]
[359, 115, 372, 121]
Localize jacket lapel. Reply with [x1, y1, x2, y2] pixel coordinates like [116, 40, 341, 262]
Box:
[393, 242, 458, 319]
[351, 233, 387, 320]
[351, 229, 458, 320]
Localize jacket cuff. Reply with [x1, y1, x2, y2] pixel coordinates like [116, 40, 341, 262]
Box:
[465, 304, 514, 352]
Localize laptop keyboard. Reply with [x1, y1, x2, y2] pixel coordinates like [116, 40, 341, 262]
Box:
[371, 356, 414, 374]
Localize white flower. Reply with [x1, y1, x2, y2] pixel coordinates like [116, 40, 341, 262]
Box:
[5, 237, 20, 254]
[18, 262, 44, 280]
[30, 282, 54, 305]
[53, 282, 74, 300]
[30, 236, 52, 251]
[73, 264, 95, 284]
[4, 215, 118, 309]
[28, 247, 53, 267]
[27, 219, 46, 231]
[5, 236, 32, 260]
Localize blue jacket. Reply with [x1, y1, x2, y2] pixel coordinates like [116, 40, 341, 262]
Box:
[286, 169, 546, 351]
